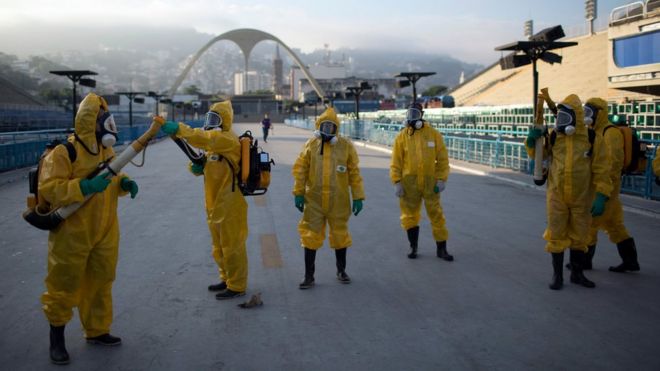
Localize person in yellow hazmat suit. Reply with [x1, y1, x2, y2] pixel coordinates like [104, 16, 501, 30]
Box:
[161, 101, 248, 300]
[390, 102, 452, 261]
[580, 98, 640, 272]
[526, 94, 612, 290]
[40, 93, 139, 364]
[292, 107, 365, 289]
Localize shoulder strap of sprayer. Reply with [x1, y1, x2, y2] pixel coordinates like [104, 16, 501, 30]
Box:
[218, 156, 237, 192]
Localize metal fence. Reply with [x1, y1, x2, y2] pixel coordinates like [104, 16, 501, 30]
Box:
[0, 120, 204, 172]
[285, 118, 660, 200]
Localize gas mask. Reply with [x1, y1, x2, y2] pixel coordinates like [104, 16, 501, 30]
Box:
[204, 111, 222, 130]
[96, 111, 118, 148]
[583, 103, 598, 127]
[556, 104, 577, 136]
[314, 120, 338, 144]
[406, 107, 423, 129]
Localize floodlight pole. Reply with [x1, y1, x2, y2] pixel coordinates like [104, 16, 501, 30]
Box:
[395, 72, 436, 105]
[346, 83, 372, 120]
[533, 58, 538, 117]
[49, 70, 98, 127]
[116, 91, 145, 128]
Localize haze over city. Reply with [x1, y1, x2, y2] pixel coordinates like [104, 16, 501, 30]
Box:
[1, 0, 629, 64]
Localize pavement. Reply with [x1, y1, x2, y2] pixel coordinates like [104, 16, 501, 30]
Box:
[0, 123, 659, 371]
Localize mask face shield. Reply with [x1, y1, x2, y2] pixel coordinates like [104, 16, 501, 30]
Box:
[406, 108, 423, 124]
[204, 111, 222, 130]
[556, 105, 576, 136]
[583, 103, 598, 127]
[97, 111, 118, 148]
[318, 120, 337, 142]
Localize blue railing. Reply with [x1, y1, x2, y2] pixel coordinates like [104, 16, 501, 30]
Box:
[285, 118, 659, 200]
[0, 120, 204, 172]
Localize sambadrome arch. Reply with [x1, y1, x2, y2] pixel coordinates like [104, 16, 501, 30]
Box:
[168, 28, 326, 99]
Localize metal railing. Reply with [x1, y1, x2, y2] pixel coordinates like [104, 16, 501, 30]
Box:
[285, 118, 659, 200]
[0, 120, 204, 172]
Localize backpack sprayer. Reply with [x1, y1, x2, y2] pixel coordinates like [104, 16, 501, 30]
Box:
[23, 116, 166, 230]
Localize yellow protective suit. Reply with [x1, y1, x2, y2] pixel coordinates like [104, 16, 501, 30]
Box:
[172, 101, 248, 292]
[292, 107, 365, 250]
[390, 121, 450, 241]
[653, 149, 660, 176]
[525, 94, 612, 253]
[586, 97, 630, 246]
[40, 93, 130, 338]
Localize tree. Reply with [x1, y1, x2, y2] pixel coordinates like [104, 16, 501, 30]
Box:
[183, 84, 201, 95]
[422, 85, 448, 97]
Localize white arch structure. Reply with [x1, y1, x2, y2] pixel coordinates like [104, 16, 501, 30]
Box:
[167, 28, 325, 99]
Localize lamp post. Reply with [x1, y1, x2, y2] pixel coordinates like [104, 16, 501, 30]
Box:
[49, 70, 97, 127]
[116, 91, 146, 128]
[147, 91, 167, 116]
[345, 81, 372, 120]
[394, 72, 435, 104]
[495, 25, 577, 120]
[495, 25, 577, 185]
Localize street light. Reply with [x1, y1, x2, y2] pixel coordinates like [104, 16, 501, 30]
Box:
[147, 91, 168, 116]
[49, 70, 98, 127]
[116, 91, 146, 128]
[345, 81, 372, 120]
[495, 25, 577, 185]
[394, 72, 435, 104]
[495, 25, 577, 123]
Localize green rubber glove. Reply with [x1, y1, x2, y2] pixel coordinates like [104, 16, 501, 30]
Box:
[80, 173, 111, 196]
[526, 127, 543, 148]
[352, 199, 363, 216]
[190, 162, 204, 175]
[294, 195, 305, 212]
[590, 192, 609, 217]
[161, 121, 179, 135]
[120, 177, 139, 199]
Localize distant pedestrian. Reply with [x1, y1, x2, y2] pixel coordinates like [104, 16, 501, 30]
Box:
[261, 114, 271, 143]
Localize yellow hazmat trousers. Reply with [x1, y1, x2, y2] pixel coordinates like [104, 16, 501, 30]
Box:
[390, 121, 450, 241]
[173, 101, 248, 292]
[40, 93, 130, 338]
[586, 97, 630, 246]
[526, 94, 612, 253]
[292, 108, 365, 249]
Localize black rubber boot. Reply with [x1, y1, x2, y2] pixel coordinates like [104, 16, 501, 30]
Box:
[335, 248, 351, 284]
[86, 333, 122, 346]
[406, 226, 419, 259]
[436, 241, 454, 261]
[568, 245, 596, 270]
[207, 282, 227, 292]
[49, 325, 70, 365]
[569, 250, 596, 288]
[609, 238, 640, 273]
[215, 289, 246, 300]
[549, 252, 564, 290]
[299, 247, 316, 289]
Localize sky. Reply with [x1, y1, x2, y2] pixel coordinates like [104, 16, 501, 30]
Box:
[0, 0, 632, 64]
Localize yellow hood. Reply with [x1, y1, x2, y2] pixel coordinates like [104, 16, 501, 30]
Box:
[75, 93, 108, 148]
[558, 94, 586, 136]
[209, 101, 233, 131]
[315, 107, 341, 130]
[585, 97, 609, 131]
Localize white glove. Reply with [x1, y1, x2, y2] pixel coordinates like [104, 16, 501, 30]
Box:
[435, 180, 446, 193]
[394, 182, 404, 197]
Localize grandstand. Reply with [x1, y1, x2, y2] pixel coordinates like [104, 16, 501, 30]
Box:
[0, 75, 70, 132]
